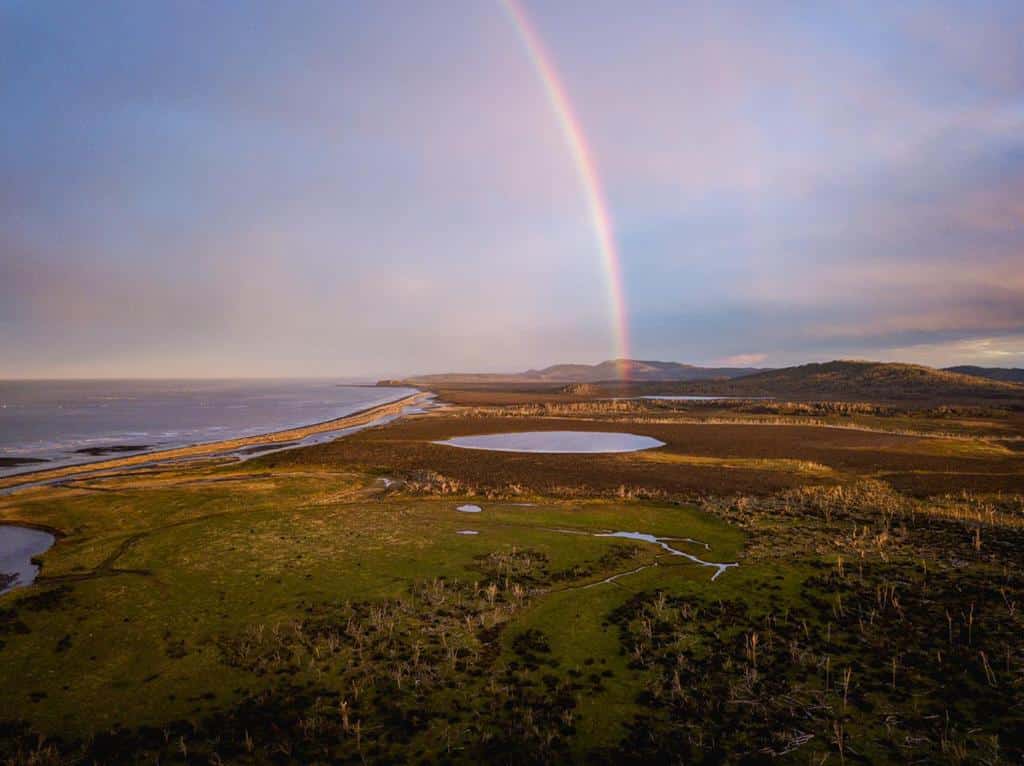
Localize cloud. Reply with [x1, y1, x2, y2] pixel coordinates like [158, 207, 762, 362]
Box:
[851, 335, 1024, 369]
[714, 353, 768, 367]
[2, 1, 1023, 375]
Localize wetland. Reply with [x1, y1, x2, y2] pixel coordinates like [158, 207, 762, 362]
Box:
[1, 383, 1022, 764]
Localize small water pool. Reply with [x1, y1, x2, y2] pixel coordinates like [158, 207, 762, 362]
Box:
[435, 431, 665, 454]
[0, 525, 56, 593]
[456, 504, 483, 513]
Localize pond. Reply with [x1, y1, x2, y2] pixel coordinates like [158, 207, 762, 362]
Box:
[435, 431, 665, 454]
[0, 525, 55, 593]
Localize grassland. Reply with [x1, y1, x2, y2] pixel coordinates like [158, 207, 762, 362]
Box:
[1, 387, 1022, 763]
[266, 404, 1024, 496]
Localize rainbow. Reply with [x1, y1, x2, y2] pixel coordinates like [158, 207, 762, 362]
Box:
[501, 0, 631, 378]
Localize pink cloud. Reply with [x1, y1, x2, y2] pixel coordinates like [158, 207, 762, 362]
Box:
[714, 353, 768, 367]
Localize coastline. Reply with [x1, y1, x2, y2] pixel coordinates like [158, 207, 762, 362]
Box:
[0, 390, 425, 492]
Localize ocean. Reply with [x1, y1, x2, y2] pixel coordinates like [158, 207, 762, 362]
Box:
[0, 379, 416, 478]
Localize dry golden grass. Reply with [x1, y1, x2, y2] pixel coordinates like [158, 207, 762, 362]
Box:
[629, 450, 835, 475]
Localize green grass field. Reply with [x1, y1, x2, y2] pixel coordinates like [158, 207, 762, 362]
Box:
[1, 463, 747, 760]
[1, 404, 1022, 764]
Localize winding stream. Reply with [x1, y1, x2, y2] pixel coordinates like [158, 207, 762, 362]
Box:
[595, 531, 737, 581]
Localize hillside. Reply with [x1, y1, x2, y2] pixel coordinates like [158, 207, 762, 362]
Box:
[673, 360, 1024, 401]
[393, 359, 1024, 402]
[945, 366, 1024, 384]
[400, 359, 766, 385]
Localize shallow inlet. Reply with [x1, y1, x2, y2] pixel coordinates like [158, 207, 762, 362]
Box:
[434, 431, 665, 454]
[0, 525, 55, 594]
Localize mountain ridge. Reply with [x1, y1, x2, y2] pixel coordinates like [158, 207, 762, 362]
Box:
[662, 360, 1024, 400]
[391, 359, 1024, 401]
[400, 358, 768, 384]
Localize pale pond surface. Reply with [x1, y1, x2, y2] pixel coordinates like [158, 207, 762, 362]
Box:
[0, 525, 55, 593]
[456, 504, 483, 513]
[435, 431, 665, 454]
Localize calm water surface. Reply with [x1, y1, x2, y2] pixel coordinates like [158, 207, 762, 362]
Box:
[436, 431, 665, 454]
[0, 380, 416, 478]
[0, 525, 55, 593]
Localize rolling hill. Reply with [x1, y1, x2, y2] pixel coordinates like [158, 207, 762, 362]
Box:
[393, 359, 1024, 402]
[670, 360, 1024, 400]
[944, 366, 1024, 384]
[400, 359, 766, 385]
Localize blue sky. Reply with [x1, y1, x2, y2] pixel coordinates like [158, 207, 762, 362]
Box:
[2, 1, 1022, 377]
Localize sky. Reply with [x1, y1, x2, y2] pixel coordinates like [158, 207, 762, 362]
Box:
[2, 0, 1023, 378]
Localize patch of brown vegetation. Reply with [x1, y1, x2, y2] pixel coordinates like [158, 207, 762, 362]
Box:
[261, 412, 1024, 498]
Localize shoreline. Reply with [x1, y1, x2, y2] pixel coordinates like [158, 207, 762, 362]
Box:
[0, 391, 425, 492]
